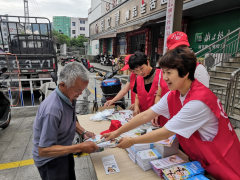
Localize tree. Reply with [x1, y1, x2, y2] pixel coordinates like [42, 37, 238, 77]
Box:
[70, 35, 88, 47]
[52, 30, 87, 47]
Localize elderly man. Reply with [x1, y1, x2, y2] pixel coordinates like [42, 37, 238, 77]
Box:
[33, 62, 98, 180]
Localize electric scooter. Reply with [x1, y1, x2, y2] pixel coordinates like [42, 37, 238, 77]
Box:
[98, 69, 127, 109]
[0, 67, 11, 129]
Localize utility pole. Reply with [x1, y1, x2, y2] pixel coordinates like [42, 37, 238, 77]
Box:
[23, 0, 30, 29]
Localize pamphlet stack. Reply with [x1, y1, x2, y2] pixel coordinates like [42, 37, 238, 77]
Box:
[136, 148, 162, 171]
[162, 161, 206, 180]
[150, 155, 185, 178]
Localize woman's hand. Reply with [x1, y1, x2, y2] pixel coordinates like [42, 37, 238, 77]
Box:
[129, 103, 135, 110]
[133, 106, 140, 116]
[104, 100, 114, 107]
[151, 116, 160, 127]
[101, 131, 120, 141]
[116, 137, 133, 149]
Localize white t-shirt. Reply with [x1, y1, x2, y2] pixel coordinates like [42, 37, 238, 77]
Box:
[151, 91, 219, 141]
[158, 64, 210, 88]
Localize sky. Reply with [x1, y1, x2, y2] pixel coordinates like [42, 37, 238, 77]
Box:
[0, 0, 91, 22]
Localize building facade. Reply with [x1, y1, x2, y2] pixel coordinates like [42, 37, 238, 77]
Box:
[53, 16, 88, 38]
[53, 16, 71, 37]
[71, 17, 89, 38]
[89, 0, 240, 67]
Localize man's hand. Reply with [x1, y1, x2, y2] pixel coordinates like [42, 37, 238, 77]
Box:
[104, 100, 114, 107]
[116, 137, 132, 149]
[84, 131, 96, 140]
[78, 141, 98, 154]
[151, 116, 160, 127]
[133, 106, 140, 116]
[129, 103, 135, 110]
[101, 131, 120, 141]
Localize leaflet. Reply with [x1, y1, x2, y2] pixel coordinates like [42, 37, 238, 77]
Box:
[155, 134, 177, 147]
[150, 155, 185, 170]
[102, 155, 120, 175]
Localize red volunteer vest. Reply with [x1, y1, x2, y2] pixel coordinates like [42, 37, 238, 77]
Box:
[137, 69, 160, 112]
[137, 69, 169, 128]
[130, 72, 136, 104]
[158, 69, 170, 126]
[167, 80, 240, 179]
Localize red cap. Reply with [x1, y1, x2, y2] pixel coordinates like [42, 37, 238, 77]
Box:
[167, 31, 190, 50]
[100, 120, 122, 135]
[120, 54, 134, 71]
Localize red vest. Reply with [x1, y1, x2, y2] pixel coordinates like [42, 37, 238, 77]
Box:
[130, 72, 136, 104]
[158, 69, 170, 126]
[137, 69, 160, 112]
[167, 80, 240, 179]
[137, 69, 170, 127]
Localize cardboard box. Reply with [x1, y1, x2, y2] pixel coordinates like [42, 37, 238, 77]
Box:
[92, 105, 123, 113]
[155, 137, 179, 158]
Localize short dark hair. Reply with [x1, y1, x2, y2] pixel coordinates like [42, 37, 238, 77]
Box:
[128, 51, 148, 70]
[159, 48, 196, 81]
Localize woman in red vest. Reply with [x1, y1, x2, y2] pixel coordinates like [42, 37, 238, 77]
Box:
[102, 48, 240, 179]
[128, 52, 169, 119]
[104, 54, 136, 110]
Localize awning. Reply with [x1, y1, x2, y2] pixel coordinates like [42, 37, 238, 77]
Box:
[117, 23, 144, 34]
[95, 32, 117, 40]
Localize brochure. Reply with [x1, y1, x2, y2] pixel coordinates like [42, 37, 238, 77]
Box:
[155, 134, 177, 147]
[162, 161, 205, 180]
[150, 155, 185, 170]
[102, 155, 120, 175]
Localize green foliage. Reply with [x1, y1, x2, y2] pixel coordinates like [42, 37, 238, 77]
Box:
[70, 35, 88, 48]
[52, 30, 87, 47]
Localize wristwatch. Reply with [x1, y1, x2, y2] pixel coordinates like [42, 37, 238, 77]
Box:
[82, 130, 88, 137]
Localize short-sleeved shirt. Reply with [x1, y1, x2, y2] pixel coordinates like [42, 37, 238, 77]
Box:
[32, 86, 76, 167]
[150, 91, 219, 142]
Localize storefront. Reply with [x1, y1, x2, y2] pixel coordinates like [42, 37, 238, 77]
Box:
[116, 33, 126, 57]
[187, 8, 240, 54]
[89, 0, 200, 66]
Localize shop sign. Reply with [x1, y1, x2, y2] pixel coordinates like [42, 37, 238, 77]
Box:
[195, 33, 203, 43]
[163, 0, 176, 54]
[141, 4, 146, 14]
[115, 11, 120, 26]
[91, 0, 169, 36]
[161, 0, 167, 5]
[149, 0, 157, 10]
[204, 31, 225, 43]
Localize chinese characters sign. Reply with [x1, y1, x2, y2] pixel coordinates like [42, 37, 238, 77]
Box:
[163, 0, 176, 54]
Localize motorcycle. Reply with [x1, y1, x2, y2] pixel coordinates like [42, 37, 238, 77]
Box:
[100, 52, 109, 66]
[81, 58, 95, 73]
[94, 54, 101, 63]
[98, 69, 127, 109]
[109, 54, 115, 66]
[60, 57, 69, 66]
[0, 67, 11, 129]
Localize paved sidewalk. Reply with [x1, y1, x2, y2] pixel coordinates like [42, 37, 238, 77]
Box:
[0, 107, 97, 180]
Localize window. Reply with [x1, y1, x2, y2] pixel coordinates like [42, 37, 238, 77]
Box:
[4, 33, 7, 36]
[72, 30, 76, 34]
[80, 27, 85, 31]
[72, 22, 75, 26]
[80, 34, 85, 35]
[80, 20, 85, 24]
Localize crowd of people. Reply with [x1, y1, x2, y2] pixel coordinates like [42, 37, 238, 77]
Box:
[32, 31, 240, 180]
